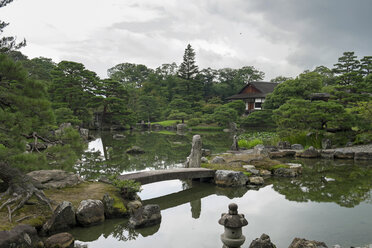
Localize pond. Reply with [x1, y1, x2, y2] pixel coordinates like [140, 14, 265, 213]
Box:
[70, 131, 372, 247]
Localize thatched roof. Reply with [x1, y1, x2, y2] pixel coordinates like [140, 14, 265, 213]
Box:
[226, 81, 277, 100]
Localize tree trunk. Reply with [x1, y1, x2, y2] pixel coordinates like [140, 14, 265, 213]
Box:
[0, 162, 52, 221]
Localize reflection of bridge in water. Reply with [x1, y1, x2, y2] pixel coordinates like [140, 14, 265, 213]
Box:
[144, 181, 249, 219]
[117, 168, 215, 185]
[119, 168, 249, 219]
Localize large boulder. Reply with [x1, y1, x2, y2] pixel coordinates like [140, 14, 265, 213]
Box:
[102, 193, 127, 219]
[27, 170, 83, 189]
[42, 201, 76, 235]
[334, 151, 354, 159]
[76, 200, 105, 226]
[0, 224, 41, 248]
[288, 238, 327, 248]
[269, 150, 296, 158]
[255, 145, 279, 155]
[186, 135, 202, 168]
[214, 170, 248, 187]
[128, 204, 162, 229]
[249, 176, 264, 185]
[211, 156, 226, 164]
[296, 146, 320, 158]
[126, 200, 143, 215]
[291, 144, 304, 150]
[249, 233, 277, 248]
[273, 164, 302, 177]
[126, 146, 145, 154]
[44, 232, 74, 248]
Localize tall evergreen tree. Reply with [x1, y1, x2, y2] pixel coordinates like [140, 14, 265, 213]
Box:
[333, 52, 361, 85]
[178, 44, 199, 80]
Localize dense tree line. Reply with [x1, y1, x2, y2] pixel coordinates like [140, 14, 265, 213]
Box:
[261, 52, 372, 145]
[2, 44, 264, 130]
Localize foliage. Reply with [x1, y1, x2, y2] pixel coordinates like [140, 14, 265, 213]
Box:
[54, 107, 82, 126]
[108, 62, 153, 88]
[280, 131, 322, 149]
[239, 110, 276, 128]
[0, 53, 55, 160]
[49, 61, 99, 126]
[178, 44, 199, 80]
[264, 71, 324, 109]
[211, 105, 238, 126]
[110, 177, 142, 199]
[225, 100, 245, 115]
[187, 118, 201, 127]
[238, 138, 263, 149]
[273, 99, 354, 136]
[354, 132, 372, 145]
[167, 111, 188, 121]
[238, 131, 279, 146]
[152, 120, 181, 126]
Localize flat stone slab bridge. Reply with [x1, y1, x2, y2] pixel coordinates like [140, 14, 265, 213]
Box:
[117, 168, 215, 185]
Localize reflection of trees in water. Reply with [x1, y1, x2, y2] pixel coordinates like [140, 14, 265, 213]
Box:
[111, 222, 139, 242]
[269, 159, 372, 207]
[77, 131, 231, 179]
[72, 218, 160, 243]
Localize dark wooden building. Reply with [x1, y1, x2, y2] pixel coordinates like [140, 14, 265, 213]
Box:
[226, 81, 277, 113]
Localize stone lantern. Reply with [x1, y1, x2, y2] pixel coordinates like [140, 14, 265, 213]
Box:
[218, 203, 248, 248]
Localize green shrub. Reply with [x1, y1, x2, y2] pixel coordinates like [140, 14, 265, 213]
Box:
[239, 110, 276, 128]
[355, 132, 372, 145]
[225, 100, 246, 115]
[238, 138, 263, 149]
[187, 118, 201, 127]
[238, 132, 279, 146]
[282, 131, 322, 149]
[111, 177, 142, 200]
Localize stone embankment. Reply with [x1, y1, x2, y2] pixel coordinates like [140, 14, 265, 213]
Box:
[264, 143, 372, 160]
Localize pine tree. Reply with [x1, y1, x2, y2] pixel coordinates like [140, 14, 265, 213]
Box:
[178, 44, 199, 80]
[0, 0, 26, 52]
[360, 56, 372, 76]
[0, 53, 54, 219]
[333, 52, 362, 85]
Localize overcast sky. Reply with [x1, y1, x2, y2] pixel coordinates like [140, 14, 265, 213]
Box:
[1, 0, 371, 80]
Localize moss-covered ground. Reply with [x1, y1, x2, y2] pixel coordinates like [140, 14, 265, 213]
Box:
[0, 182, 125, 231]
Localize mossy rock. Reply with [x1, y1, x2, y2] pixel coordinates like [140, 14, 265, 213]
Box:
[0, 182, 123, 230]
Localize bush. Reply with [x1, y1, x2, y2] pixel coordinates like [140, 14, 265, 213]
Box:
[54, 107, 82, 126]
[282, 131, 322, 149]
[225, 100, 246, 115]
[111, 177, 142, 200]
[212, 105, 238, 126]
[354, 132, 372, 145]
[240, 110, 276, 128]
[238, 138, 263, 149]
[187, 118, 201, 127]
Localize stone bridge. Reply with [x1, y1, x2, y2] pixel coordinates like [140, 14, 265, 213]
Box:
[117, 168, 215, 185]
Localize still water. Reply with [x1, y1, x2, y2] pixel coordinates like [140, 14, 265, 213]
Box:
[71, 131, 372, 247]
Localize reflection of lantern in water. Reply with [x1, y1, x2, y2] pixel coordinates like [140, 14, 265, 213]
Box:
[218, 203, 248, 248]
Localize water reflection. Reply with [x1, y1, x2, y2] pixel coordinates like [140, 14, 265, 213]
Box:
[71, 131, 372, 247]
[269, 159, 372, 207]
